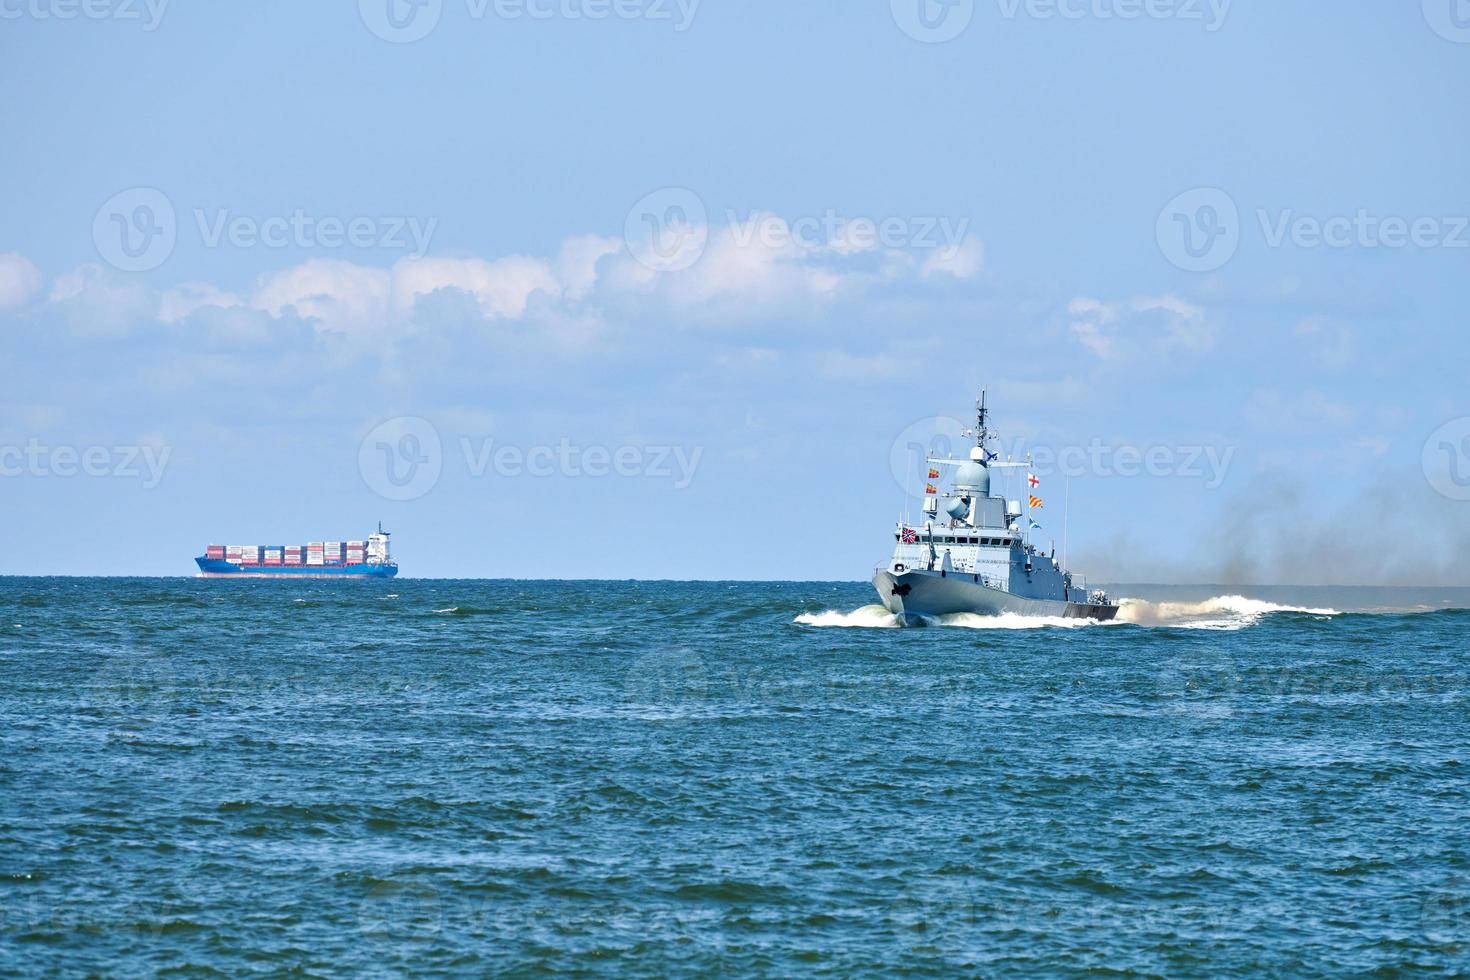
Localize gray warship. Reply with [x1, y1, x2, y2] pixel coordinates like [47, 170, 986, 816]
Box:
[874, 392, 1118, 622]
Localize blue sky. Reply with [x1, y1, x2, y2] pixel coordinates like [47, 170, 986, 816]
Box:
[1, 0, 1468, 582]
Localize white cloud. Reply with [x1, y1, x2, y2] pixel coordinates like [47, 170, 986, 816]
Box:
[1244, 388, 1355, 433]
[245, 254, 562, 333]
[17, 404, 65, 430]
[826, 219, 883, 256]
[159, 281, 243, 323]
[1067, 294, 1210, 360]
[556, 234, 623, 300]
[251, 258, 392, 333]
[0, 253, 43, 311]
[920, 236, 984, 280]
[48, 263, 154, 336]
[1294, 315, 1354, 369]
[657, 219, 844, 315]
[814, 348, 917, 381]
[391, 255, 559, 320]
[38, 213, 989, 338]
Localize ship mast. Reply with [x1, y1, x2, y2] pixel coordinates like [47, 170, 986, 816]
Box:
[975, 389, 989, 452]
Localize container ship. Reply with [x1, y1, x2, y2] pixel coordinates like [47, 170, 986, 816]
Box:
[195, 525, 398, 579]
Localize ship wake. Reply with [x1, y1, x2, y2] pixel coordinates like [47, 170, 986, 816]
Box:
[794, 605, 1106, 630]
[794, 606, 906, 628]
[1115, 595, 1340, 630]
[795, 595, 1341, 631]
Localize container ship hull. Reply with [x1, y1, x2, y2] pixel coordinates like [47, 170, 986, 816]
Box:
[194, 558, 398, 580]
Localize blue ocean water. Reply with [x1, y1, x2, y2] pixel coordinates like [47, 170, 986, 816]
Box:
[2, 578, 1468, 975]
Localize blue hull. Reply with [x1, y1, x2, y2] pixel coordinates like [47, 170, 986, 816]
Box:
[195, 557, 398, 579]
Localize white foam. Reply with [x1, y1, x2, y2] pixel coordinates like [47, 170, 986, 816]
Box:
[1116, 594, 1340, 630]
[936, 611, 1108, 630]
[794, 606, 1108, 630]
[794, 605, 904, 628]
[795, 594, 1342, 631]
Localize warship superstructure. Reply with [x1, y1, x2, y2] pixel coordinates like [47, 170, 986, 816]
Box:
[874, 393, 1117, 621]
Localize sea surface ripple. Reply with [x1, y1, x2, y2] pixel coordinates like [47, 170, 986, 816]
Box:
[1, 578, 1468, 975]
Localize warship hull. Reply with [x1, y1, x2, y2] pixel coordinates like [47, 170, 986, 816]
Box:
[873, 568, 1118, 622]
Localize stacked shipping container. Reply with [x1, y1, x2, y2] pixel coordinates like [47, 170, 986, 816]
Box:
[209, 544, 381, 566]
[197, 528, 394, 579]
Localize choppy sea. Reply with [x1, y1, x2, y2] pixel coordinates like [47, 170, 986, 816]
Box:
[2, 578, 1469, 975]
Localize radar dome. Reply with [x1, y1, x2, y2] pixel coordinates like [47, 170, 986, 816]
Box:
[952, 461, 990, 494]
